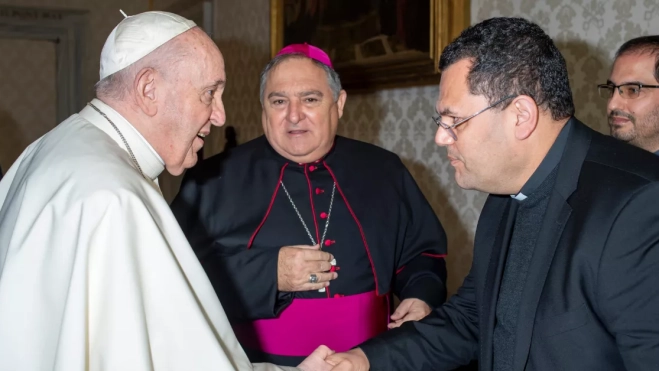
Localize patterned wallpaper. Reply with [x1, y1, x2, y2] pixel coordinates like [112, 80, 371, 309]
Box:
[0, 0, 180, 101]
[0, 39, 56, 173]
[210, 0, 659, 296]
[0, 0, 180, 176]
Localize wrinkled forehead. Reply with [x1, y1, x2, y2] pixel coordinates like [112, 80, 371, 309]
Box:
[188, 34, 226, 82]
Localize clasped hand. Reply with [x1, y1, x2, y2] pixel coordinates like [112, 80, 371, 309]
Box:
[278, 245, 338, 292]
[298, 346, 369, 371]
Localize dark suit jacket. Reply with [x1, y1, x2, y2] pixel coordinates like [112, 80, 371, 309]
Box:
[360, 118, 659, 371]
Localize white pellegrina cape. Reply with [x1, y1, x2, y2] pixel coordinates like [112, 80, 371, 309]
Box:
[0, 99, 297, 371]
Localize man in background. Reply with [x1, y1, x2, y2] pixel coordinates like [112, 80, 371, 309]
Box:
[326, 17, 659, 371]
[171, 43, 448, 367]
[600, 35, 659, 155]
[0, 11, 329, 371]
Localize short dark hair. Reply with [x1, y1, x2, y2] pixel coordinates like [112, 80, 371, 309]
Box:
[615, 35, 659, 83]
[439, 17, 575, 121]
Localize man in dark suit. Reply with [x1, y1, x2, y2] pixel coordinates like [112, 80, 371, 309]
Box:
[324, 17, 659, 371]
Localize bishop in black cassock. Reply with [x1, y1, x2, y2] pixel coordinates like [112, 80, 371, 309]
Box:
[171, 43, 448, 367]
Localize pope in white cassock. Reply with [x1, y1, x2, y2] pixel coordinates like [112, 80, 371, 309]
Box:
[0, 11, 333, 371]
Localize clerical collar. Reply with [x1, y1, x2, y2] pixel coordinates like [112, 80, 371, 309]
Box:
[511, 119, 572, 201]
[81, 98, 165, 181]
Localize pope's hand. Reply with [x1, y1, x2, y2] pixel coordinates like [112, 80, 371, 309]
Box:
[278, 245, 337, 292]
[388, 298, 432, 329]
[325, 348, 370, 371]
[298, 345, 335, 371]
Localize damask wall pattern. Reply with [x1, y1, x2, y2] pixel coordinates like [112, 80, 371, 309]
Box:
[0, 0, 181, 104]
[212, 0, 659, 296]
[0, 39, 56, 173]
[0, 0, 183, 195]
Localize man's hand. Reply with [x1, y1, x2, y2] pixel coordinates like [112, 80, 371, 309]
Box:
[388, 298, 432, 329]
[298, 345, 335, 371]
[325, 348, 370, 371]
[278, 245, 337, 292]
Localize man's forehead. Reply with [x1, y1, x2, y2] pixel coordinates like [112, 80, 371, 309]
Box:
[266, 59, 330, 92]
[612, 52, 657, 82]
[436, 85, 488, 116]
[198, 50, 226, 84]
[437, 80, 468, 114]
[435, 99, 461, 117]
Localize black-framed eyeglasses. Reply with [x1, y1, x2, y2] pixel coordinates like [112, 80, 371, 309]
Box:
[597, 83, 659, 100]
[432, 95, 516, 141]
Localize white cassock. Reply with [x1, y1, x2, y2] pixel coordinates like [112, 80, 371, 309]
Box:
[0, 99, 297, 371]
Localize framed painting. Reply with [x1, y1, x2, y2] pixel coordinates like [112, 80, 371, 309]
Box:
[270, 0, 470, 92]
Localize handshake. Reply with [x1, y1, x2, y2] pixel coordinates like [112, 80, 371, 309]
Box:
[298, 346, 370, 371]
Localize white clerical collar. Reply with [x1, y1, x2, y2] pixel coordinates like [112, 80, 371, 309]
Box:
[511, 193, 528, 201]
[81, 98, 165, 181]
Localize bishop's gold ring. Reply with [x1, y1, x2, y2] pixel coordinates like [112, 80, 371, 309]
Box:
[309, 274, 318, 284]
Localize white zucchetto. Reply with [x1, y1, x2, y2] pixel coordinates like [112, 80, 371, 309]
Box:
[99, 10, 196, 80]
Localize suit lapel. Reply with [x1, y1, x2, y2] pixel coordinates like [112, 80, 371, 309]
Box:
[511, 118, 591, 370]
[478, 196, 517, 371]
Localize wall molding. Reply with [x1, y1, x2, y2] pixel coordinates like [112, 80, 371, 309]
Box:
[0, 6, 87, 123]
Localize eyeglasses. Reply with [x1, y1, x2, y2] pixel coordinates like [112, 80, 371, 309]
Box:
[597, 83, 659, 100]
[432, 95, 516, 141]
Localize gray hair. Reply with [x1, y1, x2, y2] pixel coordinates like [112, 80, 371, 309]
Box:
[259, 53, 342, 105]
[94, 64, 139, 101]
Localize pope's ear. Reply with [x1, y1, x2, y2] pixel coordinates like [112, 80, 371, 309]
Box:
[134, 67, 158, 116]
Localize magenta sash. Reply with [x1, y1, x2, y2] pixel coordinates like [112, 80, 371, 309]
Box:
[233, 290, 388, 356]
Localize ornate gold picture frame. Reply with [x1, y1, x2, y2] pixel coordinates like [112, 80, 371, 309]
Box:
[270, 0, 470, 92]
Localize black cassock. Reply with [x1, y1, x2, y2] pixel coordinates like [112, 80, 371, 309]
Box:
[171, 135, 447, 366]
